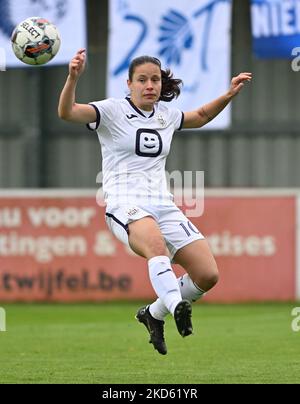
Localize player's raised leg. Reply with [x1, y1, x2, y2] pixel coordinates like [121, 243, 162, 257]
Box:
[174, 239, 219, 293]
[129, 216, 190, 354]
[149, 239, 219, 336]
[128, 216, 184, 315]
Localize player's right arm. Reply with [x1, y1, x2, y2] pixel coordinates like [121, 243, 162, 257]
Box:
[58, 49, 97, 123]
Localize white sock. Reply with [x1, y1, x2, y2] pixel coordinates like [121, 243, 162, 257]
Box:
[148, 256, 182, 315]
[149, 274, 206, 321]
[179, 274, 206, 302]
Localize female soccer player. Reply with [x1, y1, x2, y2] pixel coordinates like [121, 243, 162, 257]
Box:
[58, 49, 252, 355]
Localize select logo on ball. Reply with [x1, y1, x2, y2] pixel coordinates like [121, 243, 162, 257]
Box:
[11, 16, 61, 66]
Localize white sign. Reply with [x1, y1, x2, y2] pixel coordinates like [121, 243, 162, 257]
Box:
[0, 0, 86, 67]
[108, 0, 232, 129]
[0, 307, 6, 332]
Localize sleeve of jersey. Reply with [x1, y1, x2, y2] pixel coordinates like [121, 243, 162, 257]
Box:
[170, 108, 184, 131]
[86, 99, 118, 131]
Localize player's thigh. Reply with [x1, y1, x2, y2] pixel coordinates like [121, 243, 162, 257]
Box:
[105, 205, 154, 254]
[158, 205, 204, 261]
[128, 216, 169, 259]
[173, 239, 219, 288]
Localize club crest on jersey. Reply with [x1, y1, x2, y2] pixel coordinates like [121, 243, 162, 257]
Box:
[157, 114, 167, 127]
[127, 207, 139, 217]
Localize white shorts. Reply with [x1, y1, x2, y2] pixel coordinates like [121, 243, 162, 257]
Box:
[105, 202, 204, 260]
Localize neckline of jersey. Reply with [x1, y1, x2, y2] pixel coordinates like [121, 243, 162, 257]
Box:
[125, 97, 155, 119]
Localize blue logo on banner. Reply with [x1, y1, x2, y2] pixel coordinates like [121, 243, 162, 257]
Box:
[158, 10, 194, 66]
[251, 0, 300, 58]
[113, 0, 230, 82]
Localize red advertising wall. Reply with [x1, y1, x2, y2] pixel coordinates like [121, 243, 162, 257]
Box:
[0, 193, 297, 302]
[199, 197, 296, 302]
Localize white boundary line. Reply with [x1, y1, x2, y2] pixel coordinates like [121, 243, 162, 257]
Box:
[0, 189, 96, 198]
[205, 188, 300, 197]
[0, 188, 300, 198]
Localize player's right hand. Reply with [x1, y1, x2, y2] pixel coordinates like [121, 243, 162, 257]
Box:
[69, 49, 86, 79]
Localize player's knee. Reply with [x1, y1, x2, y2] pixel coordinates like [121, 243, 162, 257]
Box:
[194, 264, 219, 291]
[206, 268, 219, 289]
[146, 235, 168, 258]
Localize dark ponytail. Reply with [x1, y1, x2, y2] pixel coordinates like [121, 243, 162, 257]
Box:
[128, 56, 183, 102]
[160, 68, 182, 102]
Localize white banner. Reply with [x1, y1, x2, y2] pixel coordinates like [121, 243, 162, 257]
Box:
[108, 0, 232, 129]
[0, 0, 86, 67]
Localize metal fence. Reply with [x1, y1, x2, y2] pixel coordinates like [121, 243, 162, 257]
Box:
[1, 0, 300, 188]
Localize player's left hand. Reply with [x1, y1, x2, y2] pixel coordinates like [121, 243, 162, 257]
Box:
[228, 72, 252, 97]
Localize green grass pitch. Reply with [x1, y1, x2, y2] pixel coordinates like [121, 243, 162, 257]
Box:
[0, 302, 299, 384]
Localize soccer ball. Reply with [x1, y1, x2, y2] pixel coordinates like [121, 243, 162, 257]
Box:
[11, 17, 61, 66]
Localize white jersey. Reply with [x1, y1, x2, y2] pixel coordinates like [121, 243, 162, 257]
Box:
[87, 97, 184, 205]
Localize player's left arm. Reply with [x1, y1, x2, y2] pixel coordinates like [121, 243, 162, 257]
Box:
[182, 72, 252, 129]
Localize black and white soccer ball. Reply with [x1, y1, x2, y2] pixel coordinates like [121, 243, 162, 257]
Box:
[11, 16, 61, 65]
